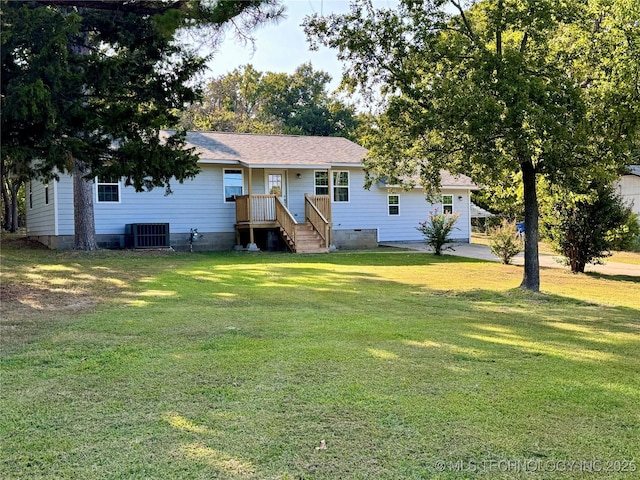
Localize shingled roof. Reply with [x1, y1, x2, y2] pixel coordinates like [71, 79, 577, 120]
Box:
[167, 131, 477, 188]
[440, 171, 478, 189]
[377, 171, 478, 190]
[177, 131, 368, 168]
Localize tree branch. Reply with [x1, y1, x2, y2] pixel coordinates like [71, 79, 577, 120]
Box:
[450, 0, 476, 44]
[32, 0, 185, 15]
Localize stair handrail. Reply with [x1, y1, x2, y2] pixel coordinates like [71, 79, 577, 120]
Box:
[305, 194, 329, 247]
[275, 196, 298, 248]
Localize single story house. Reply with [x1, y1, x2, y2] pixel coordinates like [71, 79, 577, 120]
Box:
[25, 131, 478, 252]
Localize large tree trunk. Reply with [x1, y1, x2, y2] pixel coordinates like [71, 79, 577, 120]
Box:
[9, 181, 20, 232]
[1, 176, 21, 232]
[68, 21, 97, 250]
[1, 179, 12, 231]
[520, 160, 540, 291]
[73, 158, 97, 250]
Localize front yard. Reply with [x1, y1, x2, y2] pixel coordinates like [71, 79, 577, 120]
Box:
[1, 240, 638, 479]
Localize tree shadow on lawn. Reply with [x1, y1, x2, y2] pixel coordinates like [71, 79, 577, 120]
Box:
[584, 271, 640, 283]
[254, 250, 488, 267]
[154, 276, 640, 478]
[140, 265, 639, 477]
[3, 245, 637, 350]
[3, 247, 639, 479]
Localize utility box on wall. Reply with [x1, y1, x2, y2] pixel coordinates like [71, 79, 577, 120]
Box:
[125, 223, 170, 248]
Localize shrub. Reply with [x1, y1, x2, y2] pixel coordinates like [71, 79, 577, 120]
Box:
[417, 209, 461, 255]
[607, 211, 640, 252]
[488, 220, 524, 264]
[541, 182, 628, 273]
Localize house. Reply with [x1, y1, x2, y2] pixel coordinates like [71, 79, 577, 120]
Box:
[616, 165, 640, 218]
[25, 131, 478, 252]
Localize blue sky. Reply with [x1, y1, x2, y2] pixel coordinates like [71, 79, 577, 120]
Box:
[206, 1, 397, 92]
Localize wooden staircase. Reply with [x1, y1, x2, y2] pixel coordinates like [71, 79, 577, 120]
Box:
[280, 223, 329, 254]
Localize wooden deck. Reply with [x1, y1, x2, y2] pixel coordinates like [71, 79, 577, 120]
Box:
[235, 194, 331, 253]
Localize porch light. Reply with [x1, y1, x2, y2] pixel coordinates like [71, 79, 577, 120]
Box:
[296, 173, 302, 179]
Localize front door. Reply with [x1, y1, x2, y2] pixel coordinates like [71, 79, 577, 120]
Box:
[265, 170, 287, 205]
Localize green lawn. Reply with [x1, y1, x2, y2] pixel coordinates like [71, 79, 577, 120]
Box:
[471, 232, 640, 265]
[1, 242, 639, 479]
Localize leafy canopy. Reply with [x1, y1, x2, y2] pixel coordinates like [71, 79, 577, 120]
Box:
[1, 0, 282, 192]
[305, 0, 640, 290]
[541, 180, 631, 273]
[180, 63, 360, 139]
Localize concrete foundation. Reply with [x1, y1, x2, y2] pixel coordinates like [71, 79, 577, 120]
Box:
[28, 231, 237, 252]
[332, 228, 378, 250]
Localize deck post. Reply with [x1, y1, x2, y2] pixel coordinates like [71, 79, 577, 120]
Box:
[247, 167, 258, 250]
[328, 169, 335, 249]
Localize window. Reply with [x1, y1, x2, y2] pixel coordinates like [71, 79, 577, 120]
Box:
[44, 183, 49, 205]
[224, 169, 243, 202]
[314, 171, 329, 195]
[96, 177, 120, 203]
[267, 173, 283, 196]
[442, 194, 454, 214]
[29, 183, 33, 209]
[332, 170, 349, 202]
[388, 194, 399, 215]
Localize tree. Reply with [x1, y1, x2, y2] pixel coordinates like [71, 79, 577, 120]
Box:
[260, 63, 358, 137]
[1, 154, 28, 232]
[472, 172, 524, 223]
[181, 64, 278, 133]
[541, 180, 629, 273]
[180, 63, 360, 139]
[305, 0, 640, 291]
[1, 0, 282, 249]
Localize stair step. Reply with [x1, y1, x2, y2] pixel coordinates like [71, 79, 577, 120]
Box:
[295, 248, 329, 254]
[278, 223, 329, 254]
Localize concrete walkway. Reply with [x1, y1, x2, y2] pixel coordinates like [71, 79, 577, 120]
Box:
[379, 242, 640, 277]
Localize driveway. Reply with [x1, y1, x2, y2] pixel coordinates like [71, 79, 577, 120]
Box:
[379, 242, 640, 277]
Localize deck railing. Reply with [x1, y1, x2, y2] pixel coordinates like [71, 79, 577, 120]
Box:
[236, 193, 330, 249]
[235, 195, 249, 223]
[235, 194, 277, 223]
[305, 194, 331, 221]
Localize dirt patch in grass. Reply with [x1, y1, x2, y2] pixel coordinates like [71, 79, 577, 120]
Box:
[1, 237, 187, 349]
[1, 283, 98, 311]
[1, 236, 49, 250]
[1, 283, 99, 350]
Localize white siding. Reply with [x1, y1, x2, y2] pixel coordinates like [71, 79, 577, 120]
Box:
[332, 168, 472, 242]
[287, 169, 313, 222]
[93, 164, 237, 234]
[25, 180, 56, 236]
[27, 164, 473, 244]
[56, 175, 75, 234]
[617, 175, 640, 216]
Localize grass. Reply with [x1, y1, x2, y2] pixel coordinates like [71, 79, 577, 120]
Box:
[1, 237, 639, 479]
[472, 232, 640, 265]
